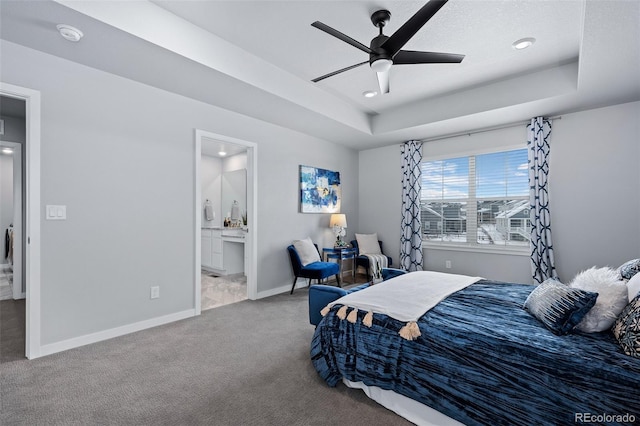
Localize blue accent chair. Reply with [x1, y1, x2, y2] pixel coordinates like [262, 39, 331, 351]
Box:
[287, 244, 341, 294]
[350, 239, 393, 281]
[308, 268, 407, 326]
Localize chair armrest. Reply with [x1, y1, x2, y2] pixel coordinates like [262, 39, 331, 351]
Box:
[309, 285, 348, 326]
[382, 268, 407, 281]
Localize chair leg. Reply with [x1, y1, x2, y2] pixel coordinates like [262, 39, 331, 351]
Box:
[335, 274, 342, 288]
[290, 276, 298, 294]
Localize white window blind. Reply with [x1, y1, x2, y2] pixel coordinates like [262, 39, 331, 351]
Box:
[422, 148, 530, 249]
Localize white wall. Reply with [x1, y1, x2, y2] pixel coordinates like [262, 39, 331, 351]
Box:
[1, 40, 359, 349]
[359, 101, 640, 284]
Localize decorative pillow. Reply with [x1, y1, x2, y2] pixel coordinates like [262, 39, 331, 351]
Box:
[355, 233, 381, 255]
[523, 278, 598, 336]
[618, 258, 640, 281]
[611, 294, 640, 358]
[292, 237, 320, 266]
[569, 267, 629, 333]
[627, 272, 640, 301]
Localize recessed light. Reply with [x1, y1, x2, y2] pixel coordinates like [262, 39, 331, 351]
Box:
[57, 24, 84, 42]
[2, 148, 13, 154]
[512, 37, 535, 50]
[218, 151, 227, 156]
[363, 90, 378, 98]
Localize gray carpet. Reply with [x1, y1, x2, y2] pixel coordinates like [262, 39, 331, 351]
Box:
[0, 289, 411, 425]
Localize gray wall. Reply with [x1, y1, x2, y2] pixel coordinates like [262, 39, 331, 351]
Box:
[359, 101, 640, 284]
[0, 153, 13, 260]
[1, 40, 359, 346]
[0, 114, 26, 143]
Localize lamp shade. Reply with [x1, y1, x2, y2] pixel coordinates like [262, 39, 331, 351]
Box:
[329, 214, 347, 228]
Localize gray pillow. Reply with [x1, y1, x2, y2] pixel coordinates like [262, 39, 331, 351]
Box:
[618, 258, 640, 281]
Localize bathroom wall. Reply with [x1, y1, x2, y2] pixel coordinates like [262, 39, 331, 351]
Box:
[201, 155, 222, 228]
[201, 152, 247, 227]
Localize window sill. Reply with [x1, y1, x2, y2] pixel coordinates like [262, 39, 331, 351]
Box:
[423, 242, 529, 257]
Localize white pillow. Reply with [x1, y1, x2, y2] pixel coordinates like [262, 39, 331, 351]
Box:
[355, 233, 381, 255]
[569, 267, 628, 333]
[627, 272, 640, 301]
[292, 237, 320, 266]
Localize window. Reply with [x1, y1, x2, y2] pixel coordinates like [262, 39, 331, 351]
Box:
[422, 148, 530, 249]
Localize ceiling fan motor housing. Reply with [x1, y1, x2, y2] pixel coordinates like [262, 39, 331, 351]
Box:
[369, 10, 393, 67]
[370, 34, 392, 65]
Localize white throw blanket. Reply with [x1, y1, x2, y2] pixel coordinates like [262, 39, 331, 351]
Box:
[323, 271, 482, 340]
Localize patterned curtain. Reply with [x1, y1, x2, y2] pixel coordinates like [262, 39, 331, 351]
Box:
[528, 117, 558, 283]
[400, 141, 423, 272]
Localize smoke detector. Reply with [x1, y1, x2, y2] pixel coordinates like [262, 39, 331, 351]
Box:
[56, 24, 84, 42]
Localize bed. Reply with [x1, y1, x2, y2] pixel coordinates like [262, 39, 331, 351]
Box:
[310, 272, 640, 426]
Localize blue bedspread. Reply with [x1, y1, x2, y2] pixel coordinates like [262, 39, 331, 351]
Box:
[311, 280, 640, 425]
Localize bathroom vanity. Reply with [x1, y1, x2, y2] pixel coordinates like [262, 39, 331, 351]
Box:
[201, 226, 246, 275]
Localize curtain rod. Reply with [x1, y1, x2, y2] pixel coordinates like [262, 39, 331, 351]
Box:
[420, 116, 562, 143]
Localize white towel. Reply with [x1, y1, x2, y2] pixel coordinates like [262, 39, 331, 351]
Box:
[204, 202, 214, 221]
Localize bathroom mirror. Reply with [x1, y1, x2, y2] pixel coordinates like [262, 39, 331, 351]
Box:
[222, 169, 246, 225]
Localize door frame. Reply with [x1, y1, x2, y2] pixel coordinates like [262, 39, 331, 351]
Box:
[194, 129, 257, 315]
[0, 82, 42, 359]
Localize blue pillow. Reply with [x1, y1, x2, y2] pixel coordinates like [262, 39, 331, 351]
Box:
[618, 258, 640, 281]
[523, 279, 598, 335]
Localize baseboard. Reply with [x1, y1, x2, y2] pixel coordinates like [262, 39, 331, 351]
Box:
[255, 278, 343, 299]
[38, 308, 196, 358]
[255, 279, 311, 298]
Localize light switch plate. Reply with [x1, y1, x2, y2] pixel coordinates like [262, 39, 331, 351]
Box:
[46, 205, 66, 220]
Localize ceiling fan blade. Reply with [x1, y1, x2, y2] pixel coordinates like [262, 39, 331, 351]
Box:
[312, 61, 369, 83]
[382, 0, 449, 56]
[393, 50, 464, 64]
[376, 70, 390, 94]
[311, 21, 373, 54]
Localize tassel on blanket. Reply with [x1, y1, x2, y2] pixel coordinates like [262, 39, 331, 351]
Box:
[363, 311, 373, 327]
[398, 321, 421, 341]
[320, 305, 331, 317]
[336, 305, 348, 320]
[346, 308, 358, 324]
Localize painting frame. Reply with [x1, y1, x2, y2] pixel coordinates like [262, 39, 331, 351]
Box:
[299, 165, 341, 213]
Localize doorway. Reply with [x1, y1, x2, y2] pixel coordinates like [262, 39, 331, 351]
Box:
[194, 130, 257, 315]
[0, 140, 23, 301]
[0, 83, 42, 360]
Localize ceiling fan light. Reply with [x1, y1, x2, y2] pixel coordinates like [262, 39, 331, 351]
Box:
[370, 58, 392, 72]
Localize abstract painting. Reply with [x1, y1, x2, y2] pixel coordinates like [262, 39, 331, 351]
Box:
[299, 165, 341, 213]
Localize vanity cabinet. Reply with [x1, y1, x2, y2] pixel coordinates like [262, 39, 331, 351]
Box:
[201, 228, 223, 270]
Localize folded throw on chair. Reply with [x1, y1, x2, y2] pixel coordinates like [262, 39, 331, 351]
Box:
[364, 254, 388, 283]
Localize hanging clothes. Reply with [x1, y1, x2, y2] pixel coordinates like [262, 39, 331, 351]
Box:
[5, 225, 14, 265]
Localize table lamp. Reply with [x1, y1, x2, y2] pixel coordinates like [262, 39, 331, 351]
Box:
[329, 214, 347, 247]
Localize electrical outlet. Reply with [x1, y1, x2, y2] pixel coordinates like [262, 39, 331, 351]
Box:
[445, 260, 452, 269]
[150, 286, 160, 299]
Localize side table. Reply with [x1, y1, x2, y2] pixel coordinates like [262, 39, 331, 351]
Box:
[323, 247, 357, 284]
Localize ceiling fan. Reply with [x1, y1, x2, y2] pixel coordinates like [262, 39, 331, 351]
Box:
[311, 0, 464, 94]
